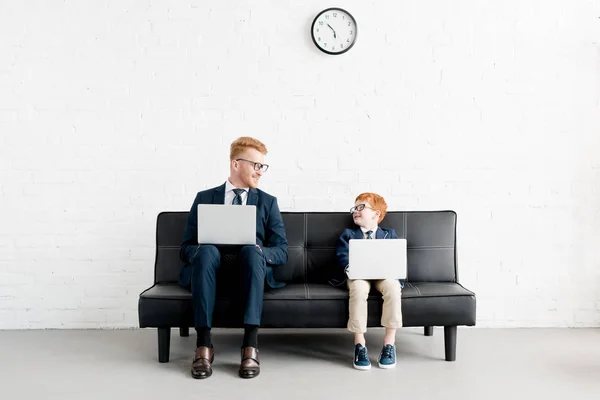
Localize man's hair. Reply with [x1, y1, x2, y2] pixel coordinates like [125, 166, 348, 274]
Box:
[230, 137, 268, 160]
[355, 192, 388, 223]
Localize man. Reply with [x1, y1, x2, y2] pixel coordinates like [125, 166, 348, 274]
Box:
[179, 137, 288, 379]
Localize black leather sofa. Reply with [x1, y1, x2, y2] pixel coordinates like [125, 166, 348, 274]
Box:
[138, 211, 476, 363]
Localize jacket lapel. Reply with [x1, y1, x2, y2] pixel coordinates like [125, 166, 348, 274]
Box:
[351, 227, 363, 239]
[212, 183, 226, 205]
[247, 188, 258, 206]
[376, 227, 387, 239]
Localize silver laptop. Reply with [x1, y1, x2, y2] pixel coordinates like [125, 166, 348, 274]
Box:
[197, 204, 256, 245]
[347, 239, 407, 280]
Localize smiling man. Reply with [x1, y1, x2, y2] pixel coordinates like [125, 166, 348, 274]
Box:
[179, 137, 288, 380]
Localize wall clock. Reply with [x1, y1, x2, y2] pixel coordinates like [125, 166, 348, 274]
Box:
[311, 8, 357, 55]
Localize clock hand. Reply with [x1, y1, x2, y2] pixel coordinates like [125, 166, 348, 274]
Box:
[327, 23, 337, 39]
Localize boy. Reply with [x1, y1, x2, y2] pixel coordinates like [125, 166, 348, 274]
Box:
[336, 192, 403, 370]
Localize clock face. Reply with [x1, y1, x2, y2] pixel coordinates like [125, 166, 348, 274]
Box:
[311, 8, 357, 55]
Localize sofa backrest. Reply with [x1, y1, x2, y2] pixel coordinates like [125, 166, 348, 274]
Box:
[153, 211, 458, 285]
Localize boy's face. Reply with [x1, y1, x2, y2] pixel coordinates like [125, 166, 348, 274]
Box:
[352, 201, 380, 227]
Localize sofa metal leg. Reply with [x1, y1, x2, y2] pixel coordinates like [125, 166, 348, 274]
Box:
[444, 326, 457, 362]
[424, 326, 433, 336]
[180, 327, 189, 337]
[158, 327, 171, 363]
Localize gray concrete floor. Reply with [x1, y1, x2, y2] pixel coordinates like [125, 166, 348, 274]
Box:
[0, 328, 599, 399]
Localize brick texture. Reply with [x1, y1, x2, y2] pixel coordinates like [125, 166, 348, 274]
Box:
[0, 1, 599, 328]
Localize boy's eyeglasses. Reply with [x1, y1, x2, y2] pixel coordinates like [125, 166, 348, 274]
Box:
[350, 204, 377, 213]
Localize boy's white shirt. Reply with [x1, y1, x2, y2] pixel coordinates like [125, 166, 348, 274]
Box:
[360, 225, 378, 239]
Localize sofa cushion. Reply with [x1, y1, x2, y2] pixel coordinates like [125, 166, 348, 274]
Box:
[139, 282, 475, 328]
[152, 211, 460, 285]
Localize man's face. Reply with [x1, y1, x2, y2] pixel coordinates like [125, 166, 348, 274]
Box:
[231, 148, 266, 189]
[352, 201, 380, 227]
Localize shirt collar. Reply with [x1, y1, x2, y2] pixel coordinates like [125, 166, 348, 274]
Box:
[360, 226, 378, 235]
[225, 179, 249, 194]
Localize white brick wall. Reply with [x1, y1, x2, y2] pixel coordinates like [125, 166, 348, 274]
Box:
[1, 1, 599, 329]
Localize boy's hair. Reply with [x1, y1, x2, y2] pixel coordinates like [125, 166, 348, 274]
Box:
[230, 137, 268, 160]
[355, 192, 388, 224]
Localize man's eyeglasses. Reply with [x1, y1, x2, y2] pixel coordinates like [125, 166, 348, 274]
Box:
[350, 204, 377, 213]
[236, 159, 269, 173]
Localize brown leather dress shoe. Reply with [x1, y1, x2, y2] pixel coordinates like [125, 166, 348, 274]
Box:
[191, 347, 214, 379]
[239, 347, 260, 379]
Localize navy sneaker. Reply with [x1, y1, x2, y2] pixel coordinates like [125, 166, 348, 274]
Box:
[353, 344, 371, 370]
[378, 344, 396, 369]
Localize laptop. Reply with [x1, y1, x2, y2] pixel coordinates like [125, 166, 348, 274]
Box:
[347, 239, 407, 280]
[196, 204, 256, 245]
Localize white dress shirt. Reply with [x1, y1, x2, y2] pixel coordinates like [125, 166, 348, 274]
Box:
[224, 180, 249, 205]
[360, 226, 378, 239]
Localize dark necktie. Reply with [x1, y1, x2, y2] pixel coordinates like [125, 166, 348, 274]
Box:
[232, 188, 245, 205]
[366, 230, 373, 239]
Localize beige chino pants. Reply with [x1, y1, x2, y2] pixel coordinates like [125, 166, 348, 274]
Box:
[347, 279, 403, 333]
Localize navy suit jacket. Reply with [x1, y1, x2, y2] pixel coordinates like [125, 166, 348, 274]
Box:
[331, 226, 403, 287]
[179, 183, 288, 288]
